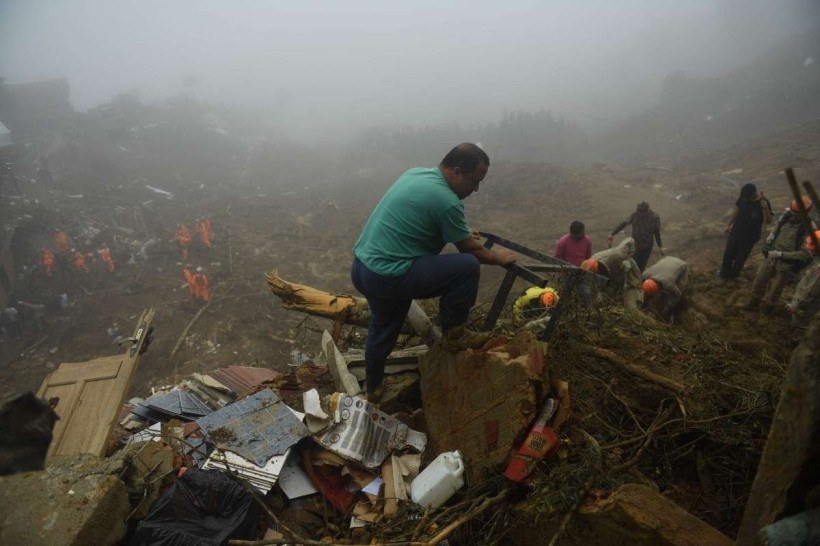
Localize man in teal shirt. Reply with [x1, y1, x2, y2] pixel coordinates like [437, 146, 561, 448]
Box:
[351, 143, 517, 401]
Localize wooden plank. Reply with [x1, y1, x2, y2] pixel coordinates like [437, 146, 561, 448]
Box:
[343, 345, 428, 365]
[579, 484, 733, 546]
[347, 363, 420, 382]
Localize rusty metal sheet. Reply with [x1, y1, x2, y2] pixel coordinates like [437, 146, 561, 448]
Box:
[207, 366, 281, 396]
[196, 389, 309, 466]
[36, 308, 155, 458]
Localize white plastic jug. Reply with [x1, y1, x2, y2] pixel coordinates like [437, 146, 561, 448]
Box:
[410, 450, 465, 509]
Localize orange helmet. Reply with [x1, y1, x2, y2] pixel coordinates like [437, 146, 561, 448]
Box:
[807, 230, 820, 253]
[580, 258, 599, 273]
[790, 196, 813, 213]
[643, 278, 660, 295]
[540, 291, 558, 307]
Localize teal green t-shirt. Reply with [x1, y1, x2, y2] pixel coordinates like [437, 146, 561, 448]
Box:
[353, 167, 472, 276]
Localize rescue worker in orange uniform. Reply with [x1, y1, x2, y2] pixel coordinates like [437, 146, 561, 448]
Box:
[39, 248, 56, 276]
[175, 224, 192, 260]
[182, 265, 197, 297]
[196, 219, 214, 249]
[98, 244, 115, 273]
[53, 229, 70, 254]
[193, 268, 210, 301]
[71, 249, 92, 273]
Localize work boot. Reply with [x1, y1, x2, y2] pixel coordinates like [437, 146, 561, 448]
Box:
[441, 325, 493, 351]
[367, 382, 384, 405]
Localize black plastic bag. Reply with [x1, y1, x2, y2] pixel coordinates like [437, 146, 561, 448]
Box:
[131, 469, 259, 546]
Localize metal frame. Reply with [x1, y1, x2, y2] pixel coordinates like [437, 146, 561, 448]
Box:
[479, 232, 607, 340]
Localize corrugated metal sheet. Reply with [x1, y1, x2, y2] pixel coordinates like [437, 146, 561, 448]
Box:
[138, 389, 212, 421]
[207, 366, 281, 397]
[196, 389, 309, 467]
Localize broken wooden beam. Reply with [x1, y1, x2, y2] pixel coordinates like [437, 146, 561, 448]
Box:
[583, 346, 687, 394]
[265, 271, 414, 333]
[506, 483, 733, 546]
[578, 484, 733, 545]
[266, 270, 370, 323]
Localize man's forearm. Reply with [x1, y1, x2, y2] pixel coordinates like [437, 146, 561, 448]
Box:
[455, 235, 516, 265]
[611, 221, 628, 236]
[468, 246, 509, 265]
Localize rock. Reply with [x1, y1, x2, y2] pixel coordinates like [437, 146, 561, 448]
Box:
[0, 453, 129, 546]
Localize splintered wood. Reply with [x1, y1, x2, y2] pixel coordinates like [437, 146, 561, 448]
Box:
[266, 271, 371, 325]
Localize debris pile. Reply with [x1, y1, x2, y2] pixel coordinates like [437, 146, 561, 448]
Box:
[107, 330, 555, 544]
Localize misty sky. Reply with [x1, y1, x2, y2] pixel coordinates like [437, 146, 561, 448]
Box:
[1, 0, 818, 140]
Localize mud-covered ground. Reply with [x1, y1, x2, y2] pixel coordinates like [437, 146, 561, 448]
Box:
[1, 116, 818, 538]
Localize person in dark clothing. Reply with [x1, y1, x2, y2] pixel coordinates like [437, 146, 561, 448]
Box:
[719, 183, 773, 280]
[607, 202, 663, 271]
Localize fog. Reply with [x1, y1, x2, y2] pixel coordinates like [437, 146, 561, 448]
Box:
[1, 0, 818, 141]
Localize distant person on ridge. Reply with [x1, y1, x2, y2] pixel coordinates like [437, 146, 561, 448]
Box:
[196, 218, 214, 249]
[351, 143, 517, 402]
[183, 265, 195, 295]
[39, 248, 55, 277]
[608, 202, 663, 271]
[71, 249, 92, 273]
[53, 229, 70, 254]
[719, 183, 772, 280]
[98, 244, 115, 273]
[175, 224, 192, 260]
[193, 269, 210, 302]
[553, 221, 592, 267]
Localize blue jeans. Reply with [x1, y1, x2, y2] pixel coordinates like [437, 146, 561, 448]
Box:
[351, 254, 480, 393]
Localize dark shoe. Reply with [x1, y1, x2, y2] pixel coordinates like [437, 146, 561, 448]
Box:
[761, 304, 774, 316]
[367, 382, 384, 405]
[441, 326, 493, 351]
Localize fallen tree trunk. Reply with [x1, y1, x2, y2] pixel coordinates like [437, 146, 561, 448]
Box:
[266, 271, 371, 324]
[266, 271, 415, 334]
[583, 346, 688, 394]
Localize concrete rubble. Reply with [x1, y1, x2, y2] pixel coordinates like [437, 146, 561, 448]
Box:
[0, 454, 130, 546]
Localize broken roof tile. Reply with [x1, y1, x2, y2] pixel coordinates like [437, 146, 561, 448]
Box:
[207, 366, 282, 397]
